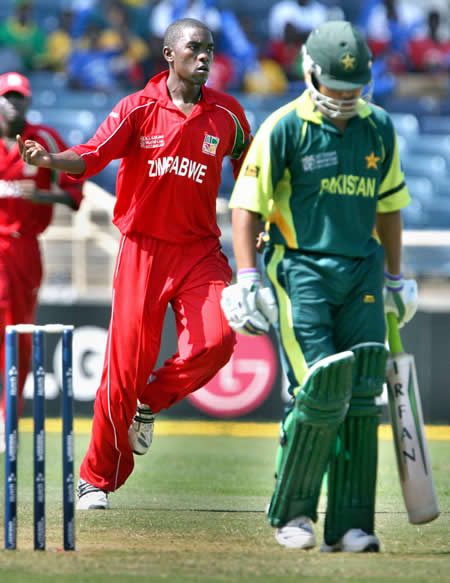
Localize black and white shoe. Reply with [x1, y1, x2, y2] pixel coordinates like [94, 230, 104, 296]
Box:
[321, 528, 380, 553]
[275, 516, 316, 549]
[76, 478, 109, 510]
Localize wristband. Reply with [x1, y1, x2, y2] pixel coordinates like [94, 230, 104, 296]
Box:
[384, 271, 404, 292]
[237, 268, 261, 288]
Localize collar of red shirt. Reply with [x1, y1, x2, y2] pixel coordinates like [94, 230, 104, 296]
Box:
[141, 70, 215, 111]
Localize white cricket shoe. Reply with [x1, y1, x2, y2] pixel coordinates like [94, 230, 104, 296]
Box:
[275, 516, 316, 549]
[128, 403, 155, 455]
[321, 528, 380, 553]
[76, 478, 109, 510]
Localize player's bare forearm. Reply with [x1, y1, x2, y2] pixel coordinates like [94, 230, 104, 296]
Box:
[231, 207, 263, 270]
[16, 135, 86, 175]
[376, 210, 403, 275]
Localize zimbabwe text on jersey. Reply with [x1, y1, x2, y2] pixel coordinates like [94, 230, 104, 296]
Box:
[147, 156, 207, 184]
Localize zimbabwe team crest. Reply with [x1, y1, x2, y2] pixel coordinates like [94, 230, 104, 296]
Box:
[202, 134, 220, 156]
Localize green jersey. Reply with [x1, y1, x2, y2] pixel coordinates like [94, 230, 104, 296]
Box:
[229, 91, 410, 258]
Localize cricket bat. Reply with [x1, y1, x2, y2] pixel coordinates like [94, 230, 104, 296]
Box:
[385, 312, 440, 524]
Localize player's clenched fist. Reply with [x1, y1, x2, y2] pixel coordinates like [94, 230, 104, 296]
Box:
[16, 134, 53, 168]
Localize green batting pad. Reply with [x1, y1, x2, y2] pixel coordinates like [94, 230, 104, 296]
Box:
[268, 351, 354, 527]
[324, 343, 387, 544]
[351, 342, 387, 399]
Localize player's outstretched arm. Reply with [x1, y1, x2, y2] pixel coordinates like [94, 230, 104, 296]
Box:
[16, 134, 86, 175]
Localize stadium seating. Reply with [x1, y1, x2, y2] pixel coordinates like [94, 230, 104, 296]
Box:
[420, 116, 450, 135]
[401, 154, 448, 185]
[405, 176, 435, 206]
[219, 157, 235, 197]
[404, 245, 450, 279]
[407, 134, 450, 163]
[28, 107, 98, 146]
[390, 113, 420, 138]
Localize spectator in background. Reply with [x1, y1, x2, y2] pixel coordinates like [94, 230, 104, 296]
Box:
[360, 0, 426, 72]
[0, 72, 84, 453]
[122, 0, 150, 6]
[268, 0, 330, 46]
[97, 0, 151, 88]
[267, 0, 344, 83]
[122, 0, 152, 9]
[67, 1, 151, 92]
[242, 59, 288, 95]
[408, 9, 450, 73]
[206, 53, 237, 92]
[119, 0, 158, 39]
[267, 22, 307, 82]
[149, 0, 221, 40]
[217, 8, 259, 88]
[40, 8, 75, 72]
[0, 0, 46, 72]
[68, 21, 119, 91]
[70, 0, 103, 39]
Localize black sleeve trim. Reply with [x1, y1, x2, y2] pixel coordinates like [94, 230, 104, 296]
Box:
[377, 181, 406, 200]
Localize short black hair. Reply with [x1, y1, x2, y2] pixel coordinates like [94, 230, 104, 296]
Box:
[163, 18, 211, 48]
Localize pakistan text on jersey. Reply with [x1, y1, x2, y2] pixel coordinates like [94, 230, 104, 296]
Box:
[148, 156, 207, 183]
[319, 175, 376, 198]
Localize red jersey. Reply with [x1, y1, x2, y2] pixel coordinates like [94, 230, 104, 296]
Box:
[0, 123, 83, 236]
[71, 70, 252, 243]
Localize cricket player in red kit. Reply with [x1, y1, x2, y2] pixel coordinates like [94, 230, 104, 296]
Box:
[0, 72, 83, 453]
[18, 18, 252, 507]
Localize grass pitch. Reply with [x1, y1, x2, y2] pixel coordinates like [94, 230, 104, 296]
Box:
[0, 420, 448, 582]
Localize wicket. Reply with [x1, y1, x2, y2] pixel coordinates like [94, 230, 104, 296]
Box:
[4, 324, 75, 551]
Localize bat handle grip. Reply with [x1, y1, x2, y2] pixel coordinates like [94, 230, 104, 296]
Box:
[387, 312, 404, 353]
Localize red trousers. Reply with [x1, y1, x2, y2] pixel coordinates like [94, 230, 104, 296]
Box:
[80, 233, 235, 491]
[0, 235, 41, 417]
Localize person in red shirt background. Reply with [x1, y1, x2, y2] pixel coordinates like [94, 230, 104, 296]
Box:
[18, 18, 252, 509]
[408, 9, 450, 73]
[0, 72, 84, 453]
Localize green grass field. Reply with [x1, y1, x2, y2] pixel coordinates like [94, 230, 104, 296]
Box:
[0, 420, 449, 582]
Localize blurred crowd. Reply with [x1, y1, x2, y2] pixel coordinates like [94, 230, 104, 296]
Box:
[0, 0, 448, 97]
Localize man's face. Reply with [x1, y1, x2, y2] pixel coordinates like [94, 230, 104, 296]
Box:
[165, 26, 214, 85]
[316, 83, 364, 120]
[2, 91, 29, 124]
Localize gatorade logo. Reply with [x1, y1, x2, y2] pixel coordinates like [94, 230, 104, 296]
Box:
[187, 334, 277, 417]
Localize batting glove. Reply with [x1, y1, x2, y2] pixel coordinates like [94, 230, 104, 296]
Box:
[220, 268, 278, 336]
[383, 272, 418, 327]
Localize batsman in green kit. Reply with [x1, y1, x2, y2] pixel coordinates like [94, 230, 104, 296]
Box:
[220, 21, 418, 552]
